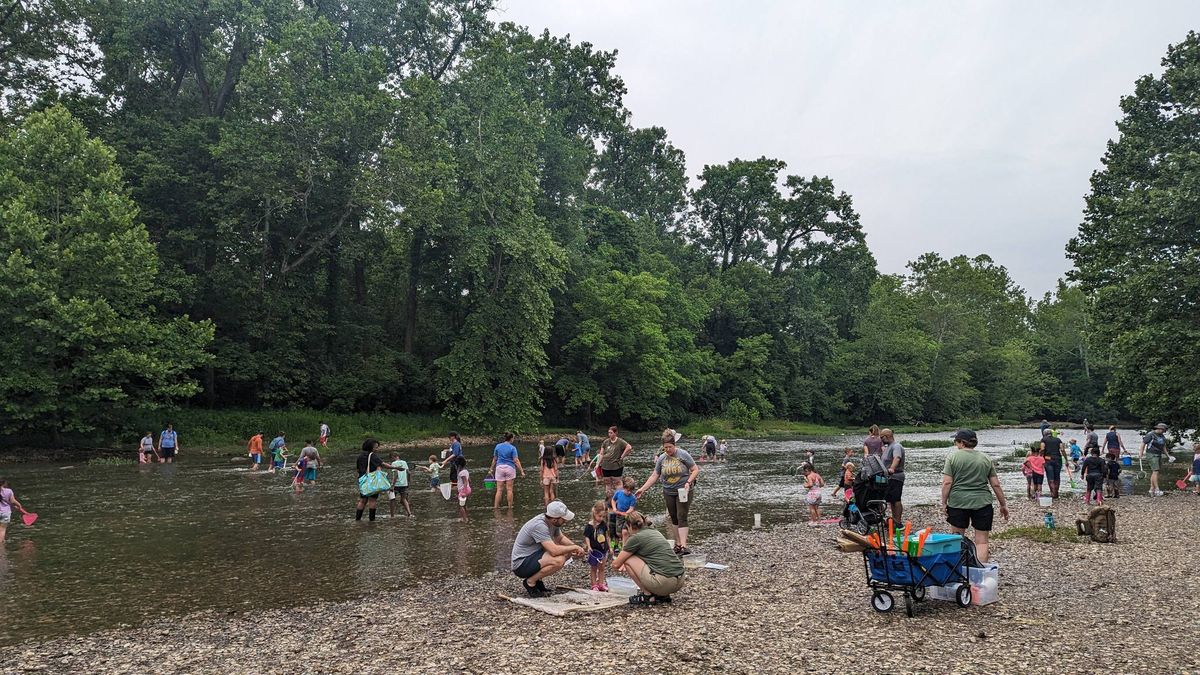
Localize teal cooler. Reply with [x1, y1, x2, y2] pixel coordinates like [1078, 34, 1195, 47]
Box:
[866, 534, 962, 586]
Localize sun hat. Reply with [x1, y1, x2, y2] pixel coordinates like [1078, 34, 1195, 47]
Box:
[546, 501, 574, 521]
[952, 429, 978, 444]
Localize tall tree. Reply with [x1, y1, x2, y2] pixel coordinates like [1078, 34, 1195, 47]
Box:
[768, 175, 861, 276]
[591, 125, 688, 234]
[1068, 31, 1200, 427]
[689, 157, 785, 270]
[0, 106, 213, 441]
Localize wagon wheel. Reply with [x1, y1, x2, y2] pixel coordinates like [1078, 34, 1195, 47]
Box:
[871, 591, 894, 613]
[912, 585, 926, 602]
[955, 583, 972, 608]
[904, 594, 914, 617]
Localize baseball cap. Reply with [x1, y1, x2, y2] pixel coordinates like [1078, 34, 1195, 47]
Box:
[1154, 422, 1167, 430]
[952, 429, 978, 444]
[546, 501, 574, 521]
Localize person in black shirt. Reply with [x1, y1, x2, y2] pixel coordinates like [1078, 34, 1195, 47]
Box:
[1080, 447, 1105, 505]
[1040, 430, 1067, 499]
[355, 438, 386, 521]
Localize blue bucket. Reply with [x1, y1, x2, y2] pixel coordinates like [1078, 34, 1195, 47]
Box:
[1121, 456, 1132, 466]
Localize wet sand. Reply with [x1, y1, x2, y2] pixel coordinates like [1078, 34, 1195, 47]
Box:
[3, 492, 1198, 673]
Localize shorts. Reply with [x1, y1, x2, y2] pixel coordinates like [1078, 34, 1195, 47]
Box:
[393, 486, 408, 498]
[946, 504, 994, 532]
[1030, 473, 1044, 487]
[143, 449, 156, 457]
[804, 489, 822, 506]
[430, 475, 440, 488]
[0, 512, 10, 524]
[303, 468, 316, 481]
[587, 549, 606, 567]
[1044, 461, 1061, 483]
[160, 447, 176, 458]
[554, 446, 566, 458]
[541, 476, 558, 486]
[495, 464, 517, 481]
[251, 453, 262, 464]
[601, 467, 623, 478]
[885, 479, 904, 503]
[705, 448, 716, 457]
[1146, 454, 1162, 471]
[272, 459, 284, 469]
[1086, 476, 1104, 492]
[1105, 478, 1119, 491]
[513, 549, 545, 579]
[630, 562, 685, 596]
[1191, 475, 1200, 484]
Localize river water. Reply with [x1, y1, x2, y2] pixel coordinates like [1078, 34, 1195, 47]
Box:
[0, 428, 1164, 645]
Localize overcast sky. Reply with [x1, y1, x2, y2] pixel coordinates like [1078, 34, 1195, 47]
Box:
[492, 1, 1197, 297]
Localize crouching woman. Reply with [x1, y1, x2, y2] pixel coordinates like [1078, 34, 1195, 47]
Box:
[612, 510, 686, 605]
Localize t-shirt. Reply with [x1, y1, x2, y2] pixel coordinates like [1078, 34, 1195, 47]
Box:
[1028, 455, 1045, 475]
[600, 437, 631, 471]
[160, 429, 177, 448]
[654, 450, 696, 495]
[719, 443, 727, 454]
[319, 424, 330, 437]
[1039, 422, 1051, 434]
[584, 521, 609, 553]
[883, 441, 905, 481]
[300, 446, 319, 466]
[450, 440, 463, 458]
[427, 461, 440, 477]
[141, 436, 154, 450]
[247, 435, 263, 454]
[511, 516, 559, 570]
[493, 442, 518, 468]
[1042, 436, 1064, 463]
[1085, 430, 1100, 448]
[614, 490, 638, 514]
[1191, 454, 1200, 476]
[1068, 442, 1082, 459]
[1143, 432, 1166, 455]
[1105, 431, 1121, 449]
[623, 529, 685, 577]
[864, 435, 883, 456]
[0, 487, 12, 516]
[388, 460, 410, 487]
[1081, 455, 1105, 480]
[457, 468, 469, 492]
[356, 451, 383, 477]
[942, 449, 997, 510]
[1106, 458, 1121, 479]
[271, 443, 287, 462]
[578, 433, 590, 450]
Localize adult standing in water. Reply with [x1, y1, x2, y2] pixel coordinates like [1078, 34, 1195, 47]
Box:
[880, 428, 905, 521]
[1084, 425, 1100, 455]
[355, 438, 386, 521]
[1139, 422, 1170, 497]
[441, 431, 463, 471]
[599, 426, 633, 498]
[941, 429, 1009, 563]
[157, 422, 179, 463]
[490, 432, 526, 508]
[863, 424, 883, 457]
[1040, 428, 1067, 499]
[576, 430, 591, 463]
[636, 436, 699, 555]
[613, 510, 686, 604]
[299, 441, 321, 484]
[1104, 425, 1126, 456]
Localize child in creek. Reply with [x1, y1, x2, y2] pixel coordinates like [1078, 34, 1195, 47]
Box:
[832, 448, 855, 499]
[1068, 438, 1083, 473]
[540, 452, 558, 505]
[1022, 448, 1045, 499]
[1104, 452, 1122, 499]
[1186, 449, 1200, 495]
[833, 462, 857, 503]
[583, 500, 611, 592]
[454, 456, 471, 522]
[387, 452, 413, 518]
[268, 433, 288, 473]
[425, 454, 441, 492]
[139, 432, 155, 464]
[0, 477, 29, 543]
[717, 440, 728, 462]
[291, 455, 308, 493]
[611, 477, 638, 553]
[1081, 447, 1105, 505]
[803, 464, 824, 526]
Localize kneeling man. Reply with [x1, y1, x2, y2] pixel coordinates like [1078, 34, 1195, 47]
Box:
[511, 500, 584, 597]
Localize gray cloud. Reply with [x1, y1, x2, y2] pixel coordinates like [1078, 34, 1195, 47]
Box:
[494, 0, 1197, 296]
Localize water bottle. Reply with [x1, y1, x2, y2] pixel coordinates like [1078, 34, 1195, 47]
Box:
[1044, 512, 1055, 530]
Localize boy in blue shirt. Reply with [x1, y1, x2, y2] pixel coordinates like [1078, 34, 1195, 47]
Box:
[610, 476, 639, 553]
[1068, 438, 1083, 473]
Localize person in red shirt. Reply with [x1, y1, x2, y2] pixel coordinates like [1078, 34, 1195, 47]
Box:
[247, 431, 264, 471]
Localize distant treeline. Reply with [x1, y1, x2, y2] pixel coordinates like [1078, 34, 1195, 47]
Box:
[1, 3, 1196, 440]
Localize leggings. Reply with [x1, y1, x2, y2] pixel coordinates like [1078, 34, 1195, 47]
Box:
[664, 493, 690, 528]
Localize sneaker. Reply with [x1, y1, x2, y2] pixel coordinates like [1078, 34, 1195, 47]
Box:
[590, 584, 601, 592]
[535, 579, 551, 594]
[523, 581, 547, 598]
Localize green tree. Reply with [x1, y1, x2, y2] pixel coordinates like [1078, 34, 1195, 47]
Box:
[1068, 31, 1200, 426]
[1030, 282, 1111, 419]
[0, 106, 213, 441]
[689, 157, 785, 270]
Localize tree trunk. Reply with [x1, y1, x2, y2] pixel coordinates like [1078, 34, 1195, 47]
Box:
[325, 238, 340, 359]
[403, 230, 424, 354]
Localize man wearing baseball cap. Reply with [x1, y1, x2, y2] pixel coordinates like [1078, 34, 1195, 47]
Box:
[511, 500, 585, 597]
[1139, 423, 1170, 497]
[941, 429, 1009, 564]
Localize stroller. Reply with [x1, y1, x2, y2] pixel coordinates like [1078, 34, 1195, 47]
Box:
[840, 454, 890, 534]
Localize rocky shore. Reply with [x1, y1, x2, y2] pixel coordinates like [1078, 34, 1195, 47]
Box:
[4, 495, 1198, 674]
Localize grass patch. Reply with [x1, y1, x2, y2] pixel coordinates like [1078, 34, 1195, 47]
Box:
[903, 439, 954, 449]
[678, 418, 847, 439]
[994, 526, 1080, 544]
[86, 456, 135, 466]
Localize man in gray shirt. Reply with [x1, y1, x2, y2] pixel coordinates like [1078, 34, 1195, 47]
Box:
[880, 428, 905, 522]
[511, 501, 584, 597]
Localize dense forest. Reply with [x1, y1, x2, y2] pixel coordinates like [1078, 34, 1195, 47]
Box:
[0, 2, 1196, 439]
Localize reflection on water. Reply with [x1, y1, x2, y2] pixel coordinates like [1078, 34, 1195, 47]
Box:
[0, 428, 1159, 644]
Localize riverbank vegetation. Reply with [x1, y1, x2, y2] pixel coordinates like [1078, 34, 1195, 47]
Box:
[1, 4, 1196, 446]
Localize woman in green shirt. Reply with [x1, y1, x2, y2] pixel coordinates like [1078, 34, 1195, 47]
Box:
[612, 510, 686, 604]
[940, 429, 1009, 563]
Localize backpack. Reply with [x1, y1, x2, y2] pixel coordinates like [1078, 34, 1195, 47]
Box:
[859, 454, 887, 483]
[1074, 506, 1117, 543]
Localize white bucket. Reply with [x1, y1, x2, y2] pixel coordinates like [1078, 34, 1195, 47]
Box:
[1038, 495, 1052, 507]
[678, 485, 689, 503]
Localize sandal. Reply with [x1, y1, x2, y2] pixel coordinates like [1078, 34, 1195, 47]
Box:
[629, 593, 668, 606]
[678, 546, 692, 556]
[673, 545, 683, 556]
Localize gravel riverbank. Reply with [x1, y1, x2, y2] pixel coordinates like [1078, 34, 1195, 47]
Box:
[4, 494, 1199, 674]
